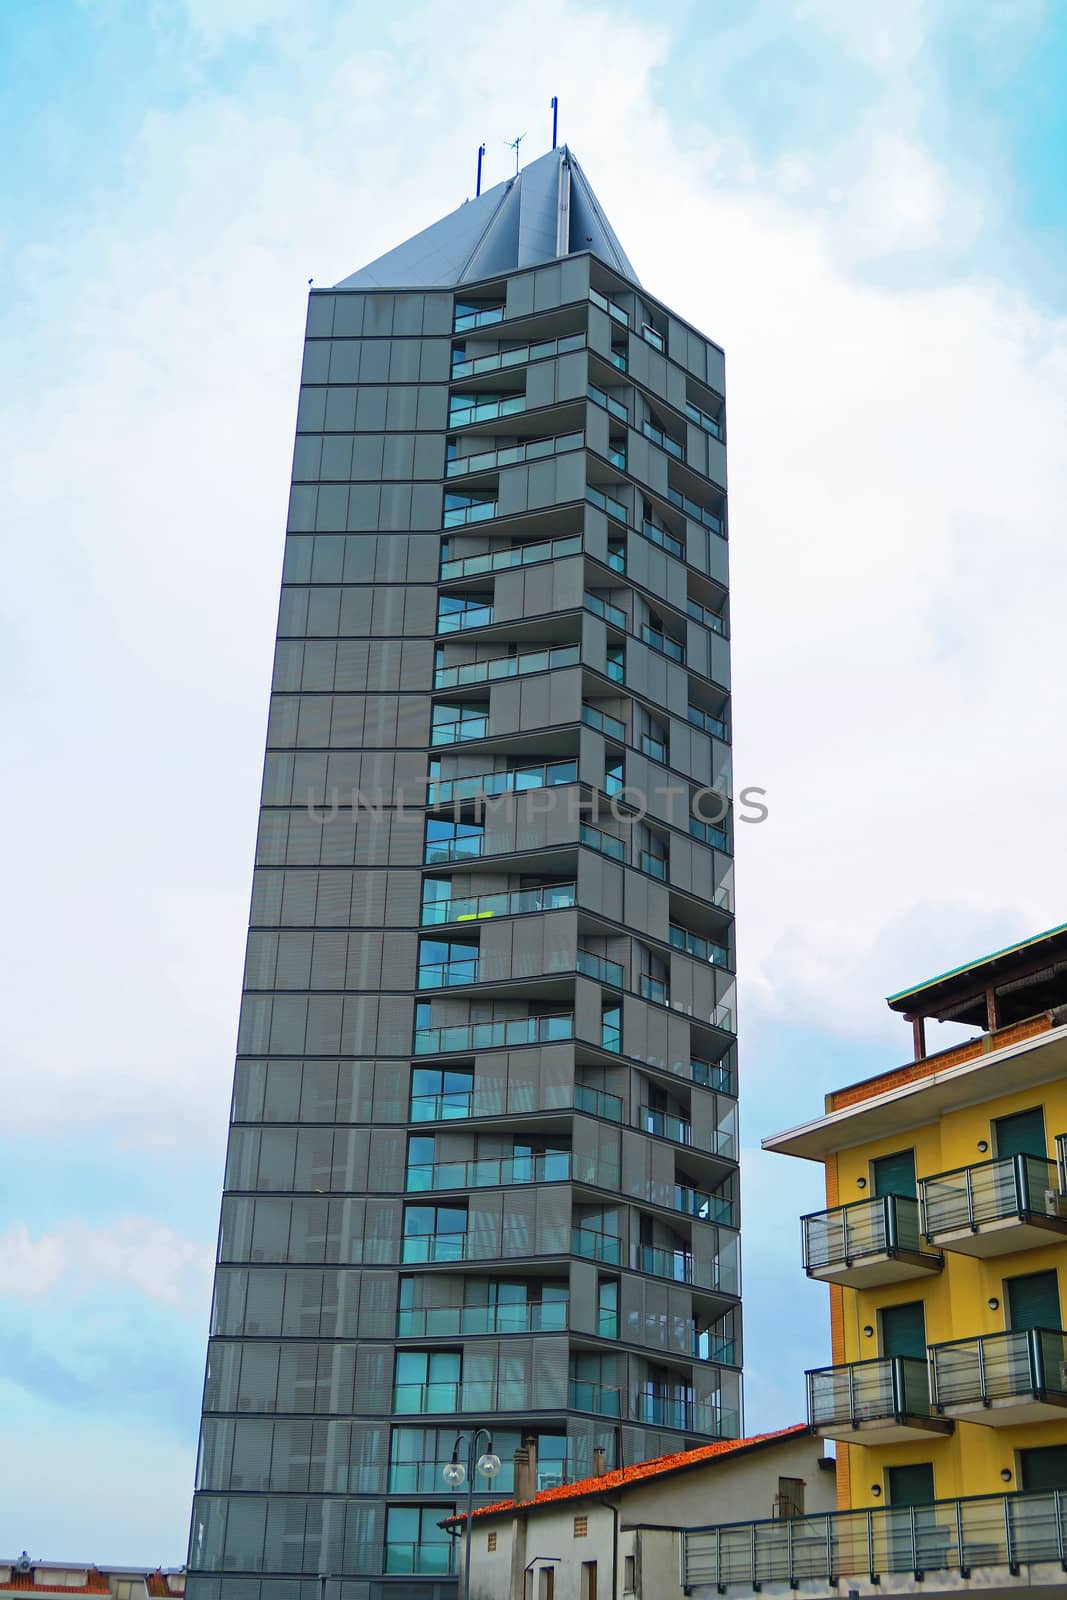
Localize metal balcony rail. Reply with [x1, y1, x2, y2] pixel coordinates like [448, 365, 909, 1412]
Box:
[571, 1225, 622, 1265]
[606, 543, 626, 573]
[687, 596, 726, 634]
[437, 601, 493, 634]
[640, 733, 668, 764]
[413, 1013, 574, 1054]
[417, 957, 480, 989]
[667, 484, 723, 536]
[427, 757, 577, 806]
[588, 383, 629, 423]
[608, 445, 627, 470]
[640, 1104, 691, 1144]
[384, 1540, 456, 1577]
[920, 1152, 1061, 1237]
[639, 973, 670, 1005]
[442, 497, 498, 528]
[453, 304, 504, 332]
[670, 924, 730, 967]
[642, 420, 684, 461]
[683, 1489, 1067, 1589]
[448, 394, 526, 428]
[674, 1183, 737, 1228]
[451, 329, 585, 378]
[584, 591, 626, 629]
[581, 703, 626, 741]
[440, 531, 582, 581]
[446, 429, 584, 479]
[606, 656, 625, 685]
[423, 881, 577, 926]
[691, 1055, 737, 1096]
[929, 1326, 1067, 1409]
[641, 323, 666, 353]
[803, 1193, 925, 1271]
[807, 1355, 933, 1429]
[569, 1378, 623, 1417]
[423, 833, 485, 864]
[396, 1299, 569, 1337]
[430, 715, 490, 746]
[589, 287, 630, 327]
[586, 484, 628, 523]
[574, 1082, 624, 1121]
[685, 399, 722, 439]
[409, 1089, 474, 1122]
[640, 517, 685, 559]
[400, 1230, 470, 1264]
[689, 814, 729, 851]
[406, 1150, 571, 1192]
[579, 821, 626, 862]
[608, 349, 628, 373]
[642, 623, 686, 662]
[434, 641, 579, 691]
[576, 951, 624, 988]
[687, 704, 727, 740]
[636, 1242, 693, 1283]
[695, 1328, 738, 1365]
[601, 1021, 623, 1052]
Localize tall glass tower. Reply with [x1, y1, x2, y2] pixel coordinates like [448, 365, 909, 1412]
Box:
[188, 146, 740, 1600]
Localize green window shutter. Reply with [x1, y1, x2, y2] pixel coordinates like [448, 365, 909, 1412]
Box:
[872, 1150, 917, 1199]
[1020, 1445, 1067, 1492]
[881, 1301, 927, 1358]
[1007, 1269, 1061, 1331]
[886, 1462, 935, 1506]
[994, 1107, 1047, 1160]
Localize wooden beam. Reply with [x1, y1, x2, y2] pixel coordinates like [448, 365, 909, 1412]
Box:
[986, 985, 998, 1033]
[911, 1015, 926, 1061]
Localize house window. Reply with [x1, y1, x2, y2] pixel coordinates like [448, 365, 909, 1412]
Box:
[623, 1554, 636, 1591]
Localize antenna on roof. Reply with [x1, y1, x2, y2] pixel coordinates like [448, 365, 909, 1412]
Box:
[505, 132, 526, 175]
[475, 142, 486, 197]
[551, 96, 559, 150]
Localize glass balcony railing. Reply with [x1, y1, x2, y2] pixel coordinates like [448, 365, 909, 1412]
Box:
[586, 485, 628, 524]
[606, 657, 625, 684]
[920, 1153, 1064, 1242]
[437, 602, 493, 634]
[641, 1104, 690, 1144]
[430, 715, 489, 746]
[423, 833, 485, 864]
[685, 399, 722, 439]
[687, 704, 727, 740]
[608, 446, 627, 471]
[451, 330, 584, 378]
[639, 974, 670, 1005]
[640, 519, 684, 559]
[640, 733, 668, 764]
[401, 1230, 469, 1264]
[448, 394, 525, 428]
[584, 591, 626, 629]
[687, 597, 726, 635]
[416, 957, 480, 988]
[589, 287, 630, 327]
[674, 1183, 736, 1227]
[572, 1225, 622, 1265]
[581, 703, 626, 741]
[601, 1021, 622, 1053]
[606, 543, 626, 573]
[453, 304, 504, 332]
[423, 881, 577, 926]
[608, 349, 628, 373]
[576, 950, 624, 987]
[689, 815, 728, 852]
[569, 1378, 622, 1417]
[406, 1150, 571, 1192]
[396, 1299, 569, 1338]
[574, 1083, 624, 1121]
[639, 849, 668, 879]
[588, 383, 628, 423]
[414, 1013, 574, 1054]
[443, 498, 497, 528]
[642, 624, 686, 662]
[690, 1055, 736, 1096]
[427, 757, 577, 806]
[803, 1194, 928, 1273]
[409, 1088, 474, 1122]
[669, 924, 730, 967]
[643, 420, 683, 460]
[640, 323, 665, 353]
[636, 1242, 693, 1283]
[384, 1541, 455, 1577]
[929, 1327, 1067, 1412]
[807, 1356, 936, 1432]
[434, 642, 579, 691]
[446, 430, 583, 479]
[440, 532, 581, 582]
[580, 821, 626, 862]
[668, 485, 723, 536]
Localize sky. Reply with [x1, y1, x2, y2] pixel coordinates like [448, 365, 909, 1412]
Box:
[2, 0, 1067, 1565]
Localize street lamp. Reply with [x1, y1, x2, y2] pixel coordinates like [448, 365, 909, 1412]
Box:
[443, 1427, 501, 1600]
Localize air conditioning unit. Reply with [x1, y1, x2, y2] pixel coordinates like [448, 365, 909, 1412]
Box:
[1044, 1189, 1067, 1219]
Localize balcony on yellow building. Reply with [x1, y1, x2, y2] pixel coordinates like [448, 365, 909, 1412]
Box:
[806, 1355, 953, 1445]
[929, 1326, 1067, 1427]
[802, 1192, 943, 1288]
[919, 1151, 1067, 1258]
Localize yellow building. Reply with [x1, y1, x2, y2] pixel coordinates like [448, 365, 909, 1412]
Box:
[765, 923, 1067, 1516]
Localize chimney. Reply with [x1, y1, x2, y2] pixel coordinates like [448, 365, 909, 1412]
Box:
[593, 1447, 607, 1476]
[514, 1435, 538, 1504]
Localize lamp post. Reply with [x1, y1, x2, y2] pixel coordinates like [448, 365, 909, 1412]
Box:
[442, 1427, 501, 1600]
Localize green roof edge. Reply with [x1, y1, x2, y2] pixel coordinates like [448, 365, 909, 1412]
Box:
[887, 921, 1067, 1008]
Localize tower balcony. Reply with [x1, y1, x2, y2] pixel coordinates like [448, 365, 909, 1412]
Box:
[919, 1153, 1067, 1257]
[806, 1356, 953, 1445]
[802, 1193, 943, 1288]
[930, 1327, 1067, 1426]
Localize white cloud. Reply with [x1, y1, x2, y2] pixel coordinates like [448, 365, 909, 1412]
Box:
[0, 1220, 213, 1307]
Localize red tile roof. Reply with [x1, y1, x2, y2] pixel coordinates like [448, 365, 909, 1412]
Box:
[443, 1423, 811, 1525]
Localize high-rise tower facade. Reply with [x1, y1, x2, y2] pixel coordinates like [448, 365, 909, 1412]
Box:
[188, 147, 740, 1600]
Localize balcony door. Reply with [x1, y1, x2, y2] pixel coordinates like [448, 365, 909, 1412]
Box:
[872, 1150, 917, 1199]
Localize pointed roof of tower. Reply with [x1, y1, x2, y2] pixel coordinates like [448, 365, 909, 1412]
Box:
[335, 146, 639, 290]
